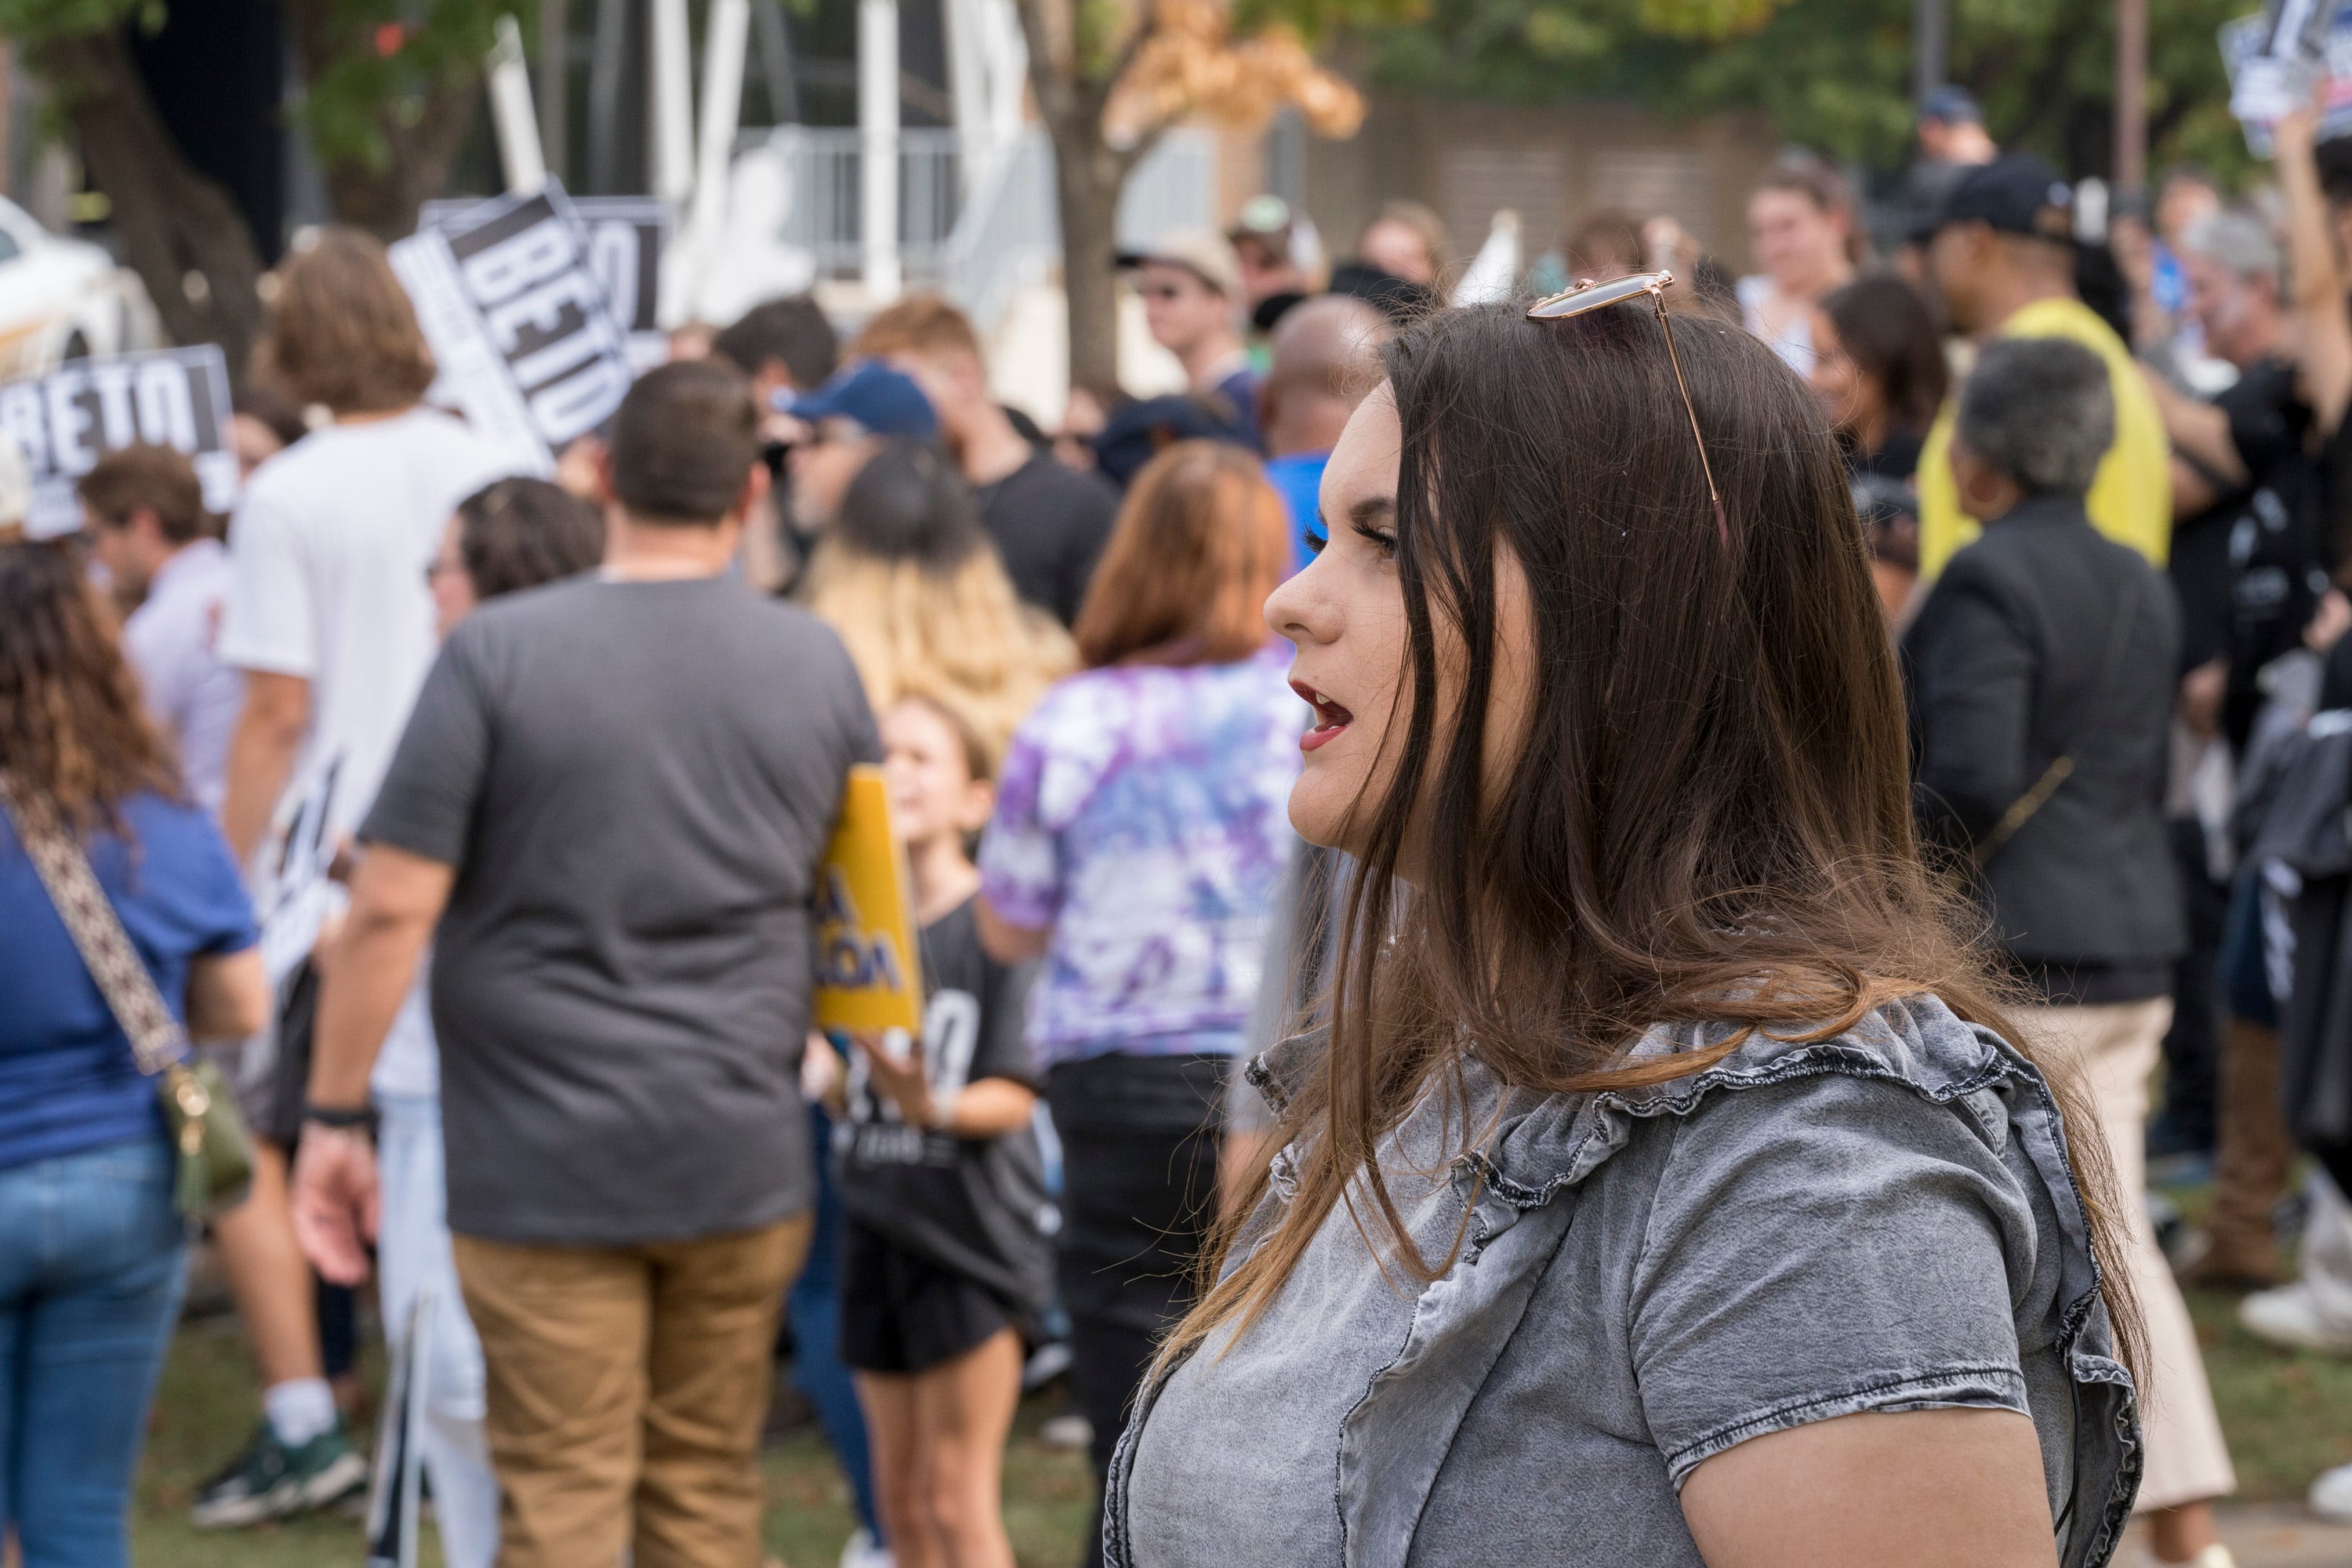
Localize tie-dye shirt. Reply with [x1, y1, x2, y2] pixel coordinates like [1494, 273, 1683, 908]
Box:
[978, 645, 1305, 1068]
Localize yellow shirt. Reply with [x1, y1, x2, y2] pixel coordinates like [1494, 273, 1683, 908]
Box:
[1915, 296, 2172, 581]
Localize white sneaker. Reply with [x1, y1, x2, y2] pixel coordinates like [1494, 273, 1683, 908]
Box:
[1037, 1413, 1093, 1450]
[839, 1526, 895, 1568]
[2238, 1284, 2352, 1355]
[2314, 1460, 2352, 1523]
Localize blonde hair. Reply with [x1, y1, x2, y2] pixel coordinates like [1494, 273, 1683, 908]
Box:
[802, 543, 1075, 767]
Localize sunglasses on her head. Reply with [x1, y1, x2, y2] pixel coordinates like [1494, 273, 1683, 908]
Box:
[1526, 270, 1727, 544]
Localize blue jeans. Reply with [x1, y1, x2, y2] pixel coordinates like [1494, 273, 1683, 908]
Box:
[0, 1136, 189, 1568]
[791, 1102, 880, 1539]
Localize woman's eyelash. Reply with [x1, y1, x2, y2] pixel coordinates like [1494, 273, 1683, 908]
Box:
[1356, 523, 1398, 555]
[1305, 524, 1328, 556]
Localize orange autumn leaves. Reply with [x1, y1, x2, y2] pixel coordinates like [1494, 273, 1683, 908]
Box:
[1105, 0, 1367, 140]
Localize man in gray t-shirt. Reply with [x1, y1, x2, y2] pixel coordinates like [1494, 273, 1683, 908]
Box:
[292, 361, 877, 1567]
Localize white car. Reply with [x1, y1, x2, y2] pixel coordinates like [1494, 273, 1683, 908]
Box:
[0, 198, 158, 381]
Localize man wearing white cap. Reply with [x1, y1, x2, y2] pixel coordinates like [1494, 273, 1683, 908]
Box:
[1118, 228, 1261, 448]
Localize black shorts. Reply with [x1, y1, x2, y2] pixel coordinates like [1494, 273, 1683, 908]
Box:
[839, 1218, 1014, 1374]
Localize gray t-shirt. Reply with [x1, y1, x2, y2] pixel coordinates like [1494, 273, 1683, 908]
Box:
[1110, 995, 2140, 1568]
[361, 574, 880, 1245]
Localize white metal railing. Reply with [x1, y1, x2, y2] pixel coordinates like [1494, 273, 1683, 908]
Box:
[938, 132, 1058, 335]
[750, 123, 1215, 335]
[764, 125, 964, 276]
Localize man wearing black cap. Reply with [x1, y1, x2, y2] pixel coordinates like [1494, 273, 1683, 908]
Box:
[1904, 85, 1999, 229]
[1915, 154, 2172, 584]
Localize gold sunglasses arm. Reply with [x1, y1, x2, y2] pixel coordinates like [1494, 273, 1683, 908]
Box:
[1650, 292, 1729, 546]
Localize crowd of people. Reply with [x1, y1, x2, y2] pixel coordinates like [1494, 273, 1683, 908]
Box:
[4, 75, 2352, 1568]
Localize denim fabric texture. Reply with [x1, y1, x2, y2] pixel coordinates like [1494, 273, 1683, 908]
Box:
[0, 1136, 190, 1568]
[1108, 995, 2141, 1568]
[794, 1102, 883, 1541]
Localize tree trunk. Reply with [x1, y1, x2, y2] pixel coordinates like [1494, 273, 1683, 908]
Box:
[319, 82, 484, 241]
[32, 30, 264, 372]
[284, 1, 486, 241]
[1054, 125, 1127, 392]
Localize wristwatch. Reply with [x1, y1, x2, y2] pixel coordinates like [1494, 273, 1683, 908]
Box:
[303, 1101, 379, 1138]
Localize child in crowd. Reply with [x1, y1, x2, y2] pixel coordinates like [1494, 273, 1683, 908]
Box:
[836, 694, 1054, 1568]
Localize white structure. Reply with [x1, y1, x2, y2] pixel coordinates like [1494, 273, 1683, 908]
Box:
[486, 16, 547, 194]
[1451, 210, 1522, 306]
[858, 0, 901, 302]
[533, 0, 1220, 410]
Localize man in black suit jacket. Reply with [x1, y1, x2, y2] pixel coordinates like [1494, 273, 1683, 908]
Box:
[1906, 336, 2237, 1540]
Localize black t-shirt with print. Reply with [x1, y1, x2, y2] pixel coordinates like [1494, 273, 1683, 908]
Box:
[833, 895, 1054, 1312]
[2172, 358, 2331, 753]
[2227, 361, 2330, 745]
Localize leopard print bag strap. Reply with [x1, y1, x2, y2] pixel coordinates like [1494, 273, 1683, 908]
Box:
[0, 771, 190, 1077]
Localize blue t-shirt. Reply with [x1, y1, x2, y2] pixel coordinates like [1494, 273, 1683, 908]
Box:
[0, 790, 257, 1171]
[1264, 451, 1330, 574]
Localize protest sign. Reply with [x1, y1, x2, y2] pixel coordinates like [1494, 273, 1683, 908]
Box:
[0, 347, 236, 539]
[2224, 0, 2352, 153]
[390, 182, 632, 472]
[421, 193, 671, 369]
[363, 1284, 437, 1568]
[814, 765, 925, 1036]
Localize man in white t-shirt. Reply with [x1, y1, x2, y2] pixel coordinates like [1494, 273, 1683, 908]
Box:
[205, 228, 519, 1551]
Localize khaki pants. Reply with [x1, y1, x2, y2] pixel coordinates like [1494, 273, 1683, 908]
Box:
[2020, 999, 2236, 1512]
[452, 1217, 812, 1568]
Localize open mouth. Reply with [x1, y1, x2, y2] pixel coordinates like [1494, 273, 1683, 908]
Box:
[1291, 680, 1354, 753]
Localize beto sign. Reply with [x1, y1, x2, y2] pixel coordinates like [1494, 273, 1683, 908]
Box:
[0, 346, 237, 539]
[420, 193, 669, 369]
[390, 182, 632, 471]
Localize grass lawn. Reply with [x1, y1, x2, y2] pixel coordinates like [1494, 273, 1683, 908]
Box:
[2187, 1283, 2352, 1501]
[133, 1316, 1094, 1568]
[2161, 1168, 2352, 1501]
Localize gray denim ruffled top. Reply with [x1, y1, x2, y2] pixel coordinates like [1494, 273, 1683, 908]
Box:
[1105, 994, 2142, 1568]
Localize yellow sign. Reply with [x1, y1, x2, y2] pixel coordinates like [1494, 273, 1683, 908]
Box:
[813, 764, 923, 1033]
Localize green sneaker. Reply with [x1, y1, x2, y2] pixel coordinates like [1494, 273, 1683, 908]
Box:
[190, 1419, 370, 1528]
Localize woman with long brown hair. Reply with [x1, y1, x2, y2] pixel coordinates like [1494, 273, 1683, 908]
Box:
[1103, 296, 2144, 1567]
[0, 529, 267, 1566]
[975, 440, 1302, 1566]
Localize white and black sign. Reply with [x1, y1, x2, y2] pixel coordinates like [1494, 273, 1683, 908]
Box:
[391, 182, 633, 472]
[364, 1283, 437, 1568]
[2227, 0, 2352, 148]
[0, 347, 237, 539]
[421, 193, 670, 370]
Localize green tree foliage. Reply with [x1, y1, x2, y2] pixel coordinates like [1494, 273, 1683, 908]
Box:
[2, 0, 503, 367]
[282, 0, 506, 234]
[1352, 0, 2256, 183]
